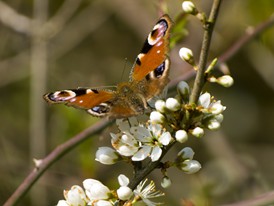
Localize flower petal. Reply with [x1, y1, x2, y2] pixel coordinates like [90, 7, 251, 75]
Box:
[158, 132, 172, 146]
[198, 92, 211, 108]
[149, 124, 162, 137]
[118, 174, 130, 186]
[130, 126, 151, 142]
[132, 146, 151, 161]
[116, 119, 130, 131]
[151, 146, 162, 162]
[94, 200, 113, 206]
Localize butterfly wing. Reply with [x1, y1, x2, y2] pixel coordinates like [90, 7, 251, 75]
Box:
[130, 15, 172, 82]
[43, 15, 173, 119]
[43, 88, 115, 117]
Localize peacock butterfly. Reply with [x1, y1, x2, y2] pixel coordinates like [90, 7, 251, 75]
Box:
[43, 15, 172, 119]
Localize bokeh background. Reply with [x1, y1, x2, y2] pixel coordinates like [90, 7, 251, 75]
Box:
[1, 0, 274, 205]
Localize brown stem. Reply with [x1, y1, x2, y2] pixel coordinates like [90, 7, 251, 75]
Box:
[3, 119, 112, 206]
[189, 0, 222, 104]
[221, 190, 274, 206]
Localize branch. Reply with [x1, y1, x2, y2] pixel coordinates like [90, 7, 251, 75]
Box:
[218, 12, 274, 63]
[221, 190, 274, 206]
[189, 0, 222, 104]
[40, 0, 83, 39]
[3, 119, 112, 206]
[0, 1, 31, 35]
[128, 142, 175, 190]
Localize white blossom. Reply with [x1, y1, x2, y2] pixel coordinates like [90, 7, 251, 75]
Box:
[209, 100, 226, 115]
[177, 147, 194, 160]
[95, 147, 119, 165]
[182, 1, 197, 14]
[155, 99, 166, 113]
[191, 127, 204, 138]
[161, 176, 172, 188]
[217, 75, 234, 87]
[63, 185, 88, 206]
[150, 111, 165, 124]
[83, 179, 110, 201]
[177, 81, 190, 102]
[181, 160, 201, 174]
[56, 200, 69, 206]
[110, 132, 139, 156]
[175, 130, 188, 143]
[198, 92, 211, 108]
[179, 47, 195, 65]
[134, 179, 164, 206]
[117, 186, 133, 201]
[130, 124, 173, 162]
[207, 119, 221, 130]
[118, 174, 130, 186]
[165, 98, 181, 111]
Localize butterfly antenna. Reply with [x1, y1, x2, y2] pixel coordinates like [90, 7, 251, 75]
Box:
[120, 58, 128, 82]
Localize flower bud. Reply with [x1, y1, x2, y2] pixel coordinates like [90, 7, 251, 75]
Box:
[175, 130, 188, 143]
[63, 185, 87, 206]
[177, 147, 194, 160]
[217, 75, 234, 87]
[155, 99, 166, 113]
[95, 147, 119, 165]
[182, 1, 198, 15]
[181, 160, 201, 174]
[198, 92, 211, 108]
[83, 179, 110, 200]
[117, 186, 133, 201]
[191, 127, 204, 138]
[177, 81, 190, 102]
[215, 114, 224, 123]
[179, 47, 195, 66]
[56, 200, 69, 206]
[161, 176, 172, 188]
[165, 98, 181, 111]
[150, 111, 165, 124]
[207, 119, 221, 130]
[209, 101, 226, 115]
[205, 58, 218, 74]
[118, 174, 130, 186]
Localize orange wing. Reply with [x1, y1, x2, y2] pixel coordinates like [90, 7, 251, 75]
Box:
[130, 14, 172, 81]
[43, 88, 115, 117]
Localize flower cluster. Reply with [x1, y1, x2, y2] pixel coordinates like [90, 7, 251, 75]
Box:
[57, 175, 164, 206]
[95, 118, 173, 163]
[149, 81, 226, 138]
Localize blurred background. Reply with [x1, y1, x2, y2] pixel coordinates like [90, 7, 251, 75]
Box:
[0, 0, 274, 205]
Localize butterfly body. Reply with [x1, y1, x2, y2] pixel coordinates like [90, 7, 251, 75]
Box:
[44, 15, 172, 119]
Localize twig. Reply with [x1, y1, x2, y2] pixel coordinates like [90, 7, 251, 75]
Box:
[219, 13, 274, 63]
[29, 0, 49, 205]
[41, 0, 82, 39]
[0, 1, 31, 35]
[189, 0, 222, 104]
[3, 119, 112, 206]
[221, 190, 274, 206]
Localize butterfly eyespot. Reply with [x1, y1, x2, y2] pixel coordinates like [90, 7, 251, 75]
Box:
[154, 61, 165, 78]
[48, 90, 77, 102]
[87, 103, 110, 116]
